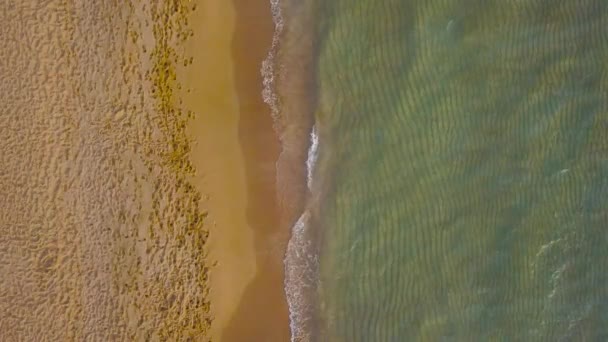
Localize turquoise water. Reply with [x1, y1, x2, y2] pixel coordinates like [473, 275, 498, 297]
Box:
[310, 1, 608, 340]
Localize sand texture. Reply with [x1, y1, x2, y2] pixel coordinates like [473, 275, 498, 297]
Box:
[0, 1, 212, 340]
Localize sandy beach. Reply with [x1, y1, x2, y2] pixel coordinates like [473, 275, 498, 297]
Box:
[225, 0, 292, 340]
[179, 0, 258, 340]
[0, 0, 289, 340]
[1, 1, 213, 340]
[180, 0, 291, 341]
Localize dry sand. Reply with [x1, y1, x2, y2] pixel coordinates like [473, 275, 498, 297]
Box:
[1, 1, 212, 340]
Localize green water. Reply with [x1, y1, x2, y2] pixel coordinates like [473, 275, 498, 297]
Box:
[313, 1, 608, 340]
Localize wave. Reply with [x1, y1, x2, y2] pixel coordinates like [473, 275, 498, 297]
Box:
[307, 126, 319, 189]
[285, 125, 320, 341]
[284, 210, 318, 342]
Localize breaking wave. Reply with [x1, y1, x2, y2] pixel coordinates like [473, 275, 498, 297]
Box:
[284, 126, 319, 342]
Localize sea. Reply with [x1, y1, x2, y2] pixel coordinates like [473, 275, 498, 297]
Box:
[269, 0, 608, 341]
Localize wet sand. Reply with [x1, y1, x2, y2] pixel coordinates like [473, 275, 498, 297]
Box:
[224, 0, 292, 340]
[181, 0, 290, 341]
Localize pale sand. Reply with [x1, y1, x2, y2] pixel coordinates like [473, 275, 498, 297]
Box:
[1, 1, 212, 340]
[178, 1, 257, 341]
[1, 0, 284, 340]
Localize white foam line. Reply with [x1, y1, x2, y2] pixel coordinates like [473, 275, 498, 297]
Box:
[285, 211, 314, 342]
[261, 0, 284, 125]
[307, 126, 318, 190]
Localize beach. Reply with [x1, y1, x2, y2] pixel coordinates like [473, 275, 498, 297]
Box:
[179, 1, 256, 340]
[219, 0, 292, 340]
[6, 0, 608, 341]
[179, 0, 291, 340]
[1, 0, 297, 340]
[1, 1, 214, 339]
[1, 0, 296, 340]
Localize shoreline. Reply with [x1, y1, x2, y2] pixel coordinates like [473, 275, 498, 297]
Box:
[132, 0, 315, 340]
[273, 2, 320, 340]
[181, 0, 293, 341]
[221, 0, 292, 340]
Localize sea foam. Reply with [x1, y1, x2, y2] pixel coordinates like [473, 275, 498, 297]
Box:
[284, 210, 317, 342]
[261, 0, 283, 124]
[285, 126, 319, 342]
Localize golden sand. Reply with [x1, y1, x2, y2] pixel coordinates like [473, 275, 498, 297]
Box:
[178, 1, 257, 341]
[181, 0, 291, 340]
[180, 0, 293, 340]
[1, 1, 211, 340]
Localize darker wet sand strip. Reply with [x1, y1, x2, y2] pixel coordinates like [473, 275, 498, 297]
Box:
[221, 0, 291, 341]
[224, 0, 319, 340]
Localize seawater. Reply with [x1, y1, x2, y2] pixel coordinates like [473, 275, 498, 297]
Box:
[297, 0, 608, 341]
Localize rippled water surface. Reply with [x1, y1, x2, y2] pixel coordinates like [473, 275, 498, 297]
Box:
[312, 1, 608, 340]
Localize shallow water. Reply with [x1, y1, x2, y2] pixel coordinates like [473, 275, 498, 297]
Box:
[301, 1, 608, 340]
